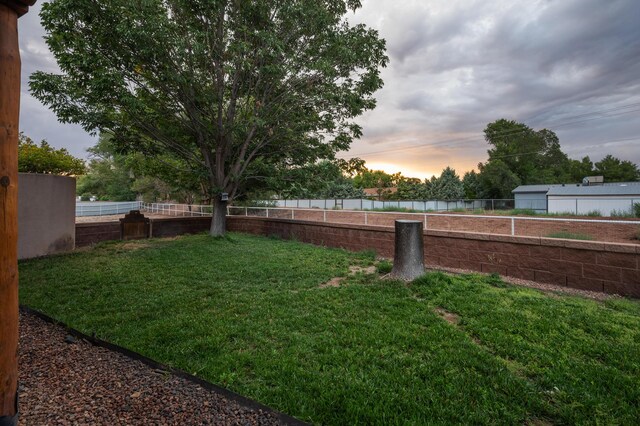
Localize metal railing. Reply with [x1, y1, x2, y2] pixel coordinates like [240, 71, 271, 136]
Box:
[257, 198, 518, 212]
[141, 202, 213, 216]
[227, 206, 640, 240]
[76, 201, 142, 217]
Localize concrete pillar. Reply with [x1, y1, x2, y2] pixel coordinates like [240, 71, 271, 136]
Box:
[391, 220, 425, 280]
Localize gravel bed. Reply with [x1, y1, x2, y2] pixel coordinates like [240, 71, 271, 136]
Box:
[18, 311, 290, 425]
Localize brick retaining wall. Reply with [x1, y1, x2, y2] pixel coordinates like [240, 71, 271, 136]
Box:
[76, 222, 120, 247]
[227, 217, 640, 298]
[75, 216, 639, 297]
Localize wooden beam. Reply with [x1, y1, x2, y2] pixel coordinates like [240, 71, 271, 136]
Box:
[0, 1, 34, 424]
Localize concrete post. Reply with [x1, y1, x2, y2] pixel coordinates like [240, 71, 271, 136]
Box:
[391, 220, 425, 280]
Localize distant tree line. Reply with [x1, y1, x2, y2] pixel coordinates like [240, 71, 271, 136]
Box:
[18, 118, 640, 203]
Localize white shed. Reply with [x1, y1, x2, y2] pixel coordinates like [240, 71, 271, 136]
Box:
[512, 184, 563, 212]
[547, 183, 640, 216]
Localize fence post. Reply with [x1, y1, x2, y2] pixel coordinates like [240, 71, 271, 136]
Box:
[323, 210, 326, 222]
[491, 199, 495, 211]
[424, 214, 427, 230]
[511, 217, 515, 236]
[291, 209, 294, 220]
[266, 208, 269, 218]
[245, 207, 248, 217]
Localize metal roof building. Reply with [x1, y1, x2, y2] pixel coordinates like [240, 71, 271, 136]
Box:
[546, 183, 640, 216]
[513, 182, 640, 215]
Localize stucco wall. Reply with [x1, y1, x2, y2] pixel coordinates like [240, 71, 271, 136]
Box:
[18, 173, 76, 259]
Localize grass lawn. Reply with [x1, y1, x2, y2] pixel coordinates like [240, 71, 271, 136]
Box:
[19, 233, 640, 425]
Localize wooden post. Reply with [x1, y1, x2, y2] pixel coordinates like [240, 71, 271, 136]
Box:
[0, 2, 35, 425]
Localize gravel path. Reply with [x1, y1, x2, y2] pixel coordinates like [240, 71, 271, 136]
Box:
[18, 311, 293, 425]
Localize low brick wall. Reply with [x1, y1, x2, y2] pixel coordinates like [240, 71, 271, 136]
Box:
[75, 217, 211, 247]
[75, 222, 120, 247]
[227, 217, 640, 298]
[150, 217, 211, 238]
[75, 216, 639, 297]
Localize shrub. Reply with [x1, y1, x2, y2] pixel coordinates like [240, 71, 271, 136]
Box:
[611, 209, 633, 218]
[586, 210, 602, 217]
[634, 202, 640, 218]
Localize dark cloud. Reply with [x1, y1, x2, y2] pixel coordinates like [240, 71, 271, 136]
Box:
[14, 0, 640, 176]
[346, 0, 640, 177]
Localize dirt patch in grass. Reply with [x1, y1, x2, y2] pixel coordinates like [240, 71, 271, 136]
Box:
[319, 277, 344, 288]
[434, 307, 460, 325]
[119, 241, 152, 251]
[319, 265, 377, 288]
[349, 265, 377, 274]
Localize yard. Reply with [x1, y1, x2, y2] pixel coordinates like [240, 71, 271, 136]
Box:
[19, 233, 640, 425]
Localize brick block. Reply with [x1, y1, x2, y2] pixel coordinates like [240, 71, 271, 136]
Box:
[603, 281, 640, 298]
[440, 256, 461, 269]
[541, 237, 567, 247]
[425, 254, 440, 266]
[621, 268, 640, 285]
[461, 261, 483, 272]
[482, 263, 507, 275]
[529, 246, 564, 259]
[534, 270, 566, 286]
[596, 252, 637, 269]
[468, 251, 494, 263]
[583, 264, 622, 282]
[561, 248, 596, 263]
[548, 259, 583, 276]
[447, 247, 469, 260]
[604, 243, 638, 254]
[566, 276, 603, 292]
[519, 256, 548, 271]
[563, 240, 606, 251]
[507, 267, 535, 281]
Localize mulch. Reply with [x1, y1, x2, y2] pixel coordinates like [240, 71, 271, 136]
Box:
[18, 310, 298, 425]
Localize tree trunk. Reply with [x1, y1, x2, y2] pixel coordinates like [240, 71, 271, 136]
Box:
[209, 197, 227, 236]
[0, 4, 21, 424]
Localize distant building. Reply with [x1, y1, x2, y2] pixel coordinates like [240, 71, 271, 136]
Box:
[512, 184, 564, 212]
[362, 187, 398, 201]
[513, 180, 640, 215]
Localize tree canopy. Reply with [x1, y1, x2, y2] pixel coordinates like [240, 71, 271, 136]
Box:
[482, 119, 570, 185]
[30, 0, 387, 235]
[18, 132, 86, 176]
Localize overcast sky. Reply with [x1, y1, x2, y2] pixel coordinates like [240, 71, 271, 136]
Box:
[18, 0, 640, 180]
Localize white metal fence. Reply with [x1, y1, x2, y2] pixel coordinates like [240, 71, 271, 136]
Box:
[141, 202, 213, 216]
[260, 198, 516, 211]
[76, 201, 142, 217]
[227, 206, 640, 240]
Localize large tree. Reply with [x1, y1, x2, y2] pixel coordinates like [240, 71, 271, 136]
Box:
[483, 119, 570, 185]
[30, 0, 387, 235]
[594, 155, 640, 182]
[426, 167, 464, 200]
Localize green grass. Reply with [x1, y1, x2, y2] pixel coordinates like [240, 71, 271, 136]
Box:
[546, 231, 595, 240]
[19, 234, 640, 424]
